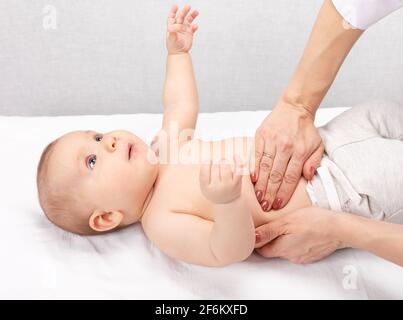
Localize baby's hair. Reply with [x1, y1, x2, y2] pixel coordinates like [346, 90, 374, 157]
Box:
[36, 138, 98, 236]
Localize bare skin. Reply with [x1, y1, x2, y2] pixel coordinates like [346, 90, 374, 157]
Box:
[44, 5, 403, 268]
[254, 0, 364, 212]
[140, 137, 313, 267]
[51, 130, 312, 267]
[144, 137, 312, 229]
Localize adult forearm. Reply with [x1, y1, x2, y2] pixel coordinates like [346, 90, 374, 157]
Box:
[282, 0, 364, 116]
[163, 53, 199, 110]
[210, 198, 255, 265]
[335, 213, 403, 267]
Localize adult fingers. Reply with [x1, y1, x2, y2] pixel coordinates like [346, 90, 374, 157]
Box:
[302, 142, 324, 180]
[273, 155, 304, 210]
[254, 219, 287, 248]
[262, 148, 292, 211]
[255, 235, 291, 258]
[254, 144, 276, 206]
[252, 134, 264, 183]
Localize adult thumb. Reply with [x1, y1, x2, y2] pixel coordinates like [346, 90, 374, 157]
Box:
[254, 220, 286, 248]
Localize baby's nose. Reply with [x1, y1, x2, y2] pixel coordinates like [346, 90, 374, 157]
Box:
[104, 136, 117, 152]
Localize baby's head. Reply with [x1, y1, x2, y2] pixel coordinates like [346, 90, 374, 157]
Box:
[37, 130, 158, 235]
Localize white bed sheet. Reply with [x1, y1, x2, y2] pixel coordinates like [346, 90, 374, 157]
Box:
[1, 108, 402, 299]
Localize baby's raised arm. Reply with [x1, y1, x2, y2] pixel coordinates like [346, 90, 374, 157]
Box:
[152, 5, 200, 154]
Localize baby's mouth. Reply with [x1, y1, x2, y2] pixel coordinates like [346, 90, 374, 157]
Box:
[128, 143, 133, 160]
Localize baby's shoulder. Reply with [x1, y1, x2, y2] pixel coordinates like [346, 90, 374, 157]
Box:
[141, 203, 192, 246]
[141, 188, 171, 226]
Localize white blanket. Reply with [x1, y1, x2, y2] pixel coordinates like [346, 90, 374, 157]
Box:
[1, 108, 402, 299]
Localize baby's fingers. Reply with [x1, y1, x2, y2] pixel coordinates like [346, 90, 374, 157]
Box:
[167, 4, 178, 25]
[177, 4, 191, 24]
[167, 23, 186, 33]
[233, 154, 244, 184]
[219, 159, 233, 182]
[191, 24, 198, 34]
[199, 160, 212, 187]
[186, 10, 199, 24]
[211, 162, 221, 183]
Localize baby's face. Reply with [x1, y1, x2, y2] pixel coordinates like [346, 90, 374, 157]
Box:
[48, 130, 158, 227]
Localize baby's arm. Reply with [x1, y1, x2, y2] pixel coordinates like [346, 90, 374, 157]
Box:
[199, 157, 255, 265]
[153, 5, 200, 152]
[144, 157, 255, 267]
[163, 53, 198, 140]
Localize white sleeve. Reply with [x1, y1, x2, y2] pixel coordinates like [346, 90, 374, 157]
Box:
[332, 0, 403, 29]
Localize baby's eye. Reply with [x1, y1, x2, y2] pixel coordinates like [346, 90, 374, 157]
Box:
[95, 134, 103, 142]
[86, 155, 97, 169]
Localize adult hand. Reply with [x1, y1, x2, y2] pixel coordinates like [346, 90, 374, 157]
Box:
[253, 99, 324, 211]
[254, 206, 343, 264]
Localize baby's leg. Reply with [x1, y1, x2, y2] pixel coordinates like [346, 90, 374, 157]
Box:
[318, 101, 403, 223]
[320, 100, 403, 153]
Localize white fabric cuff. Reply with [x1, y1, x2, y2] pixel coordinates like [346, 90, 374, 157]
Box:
[332, 0, 403, 29]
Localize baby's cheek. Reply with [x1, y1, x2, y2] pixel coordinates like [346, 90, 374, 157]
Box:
[107, 162, 149, 193]
[116, 166, 141, 188]
[114, 167, 132, 184]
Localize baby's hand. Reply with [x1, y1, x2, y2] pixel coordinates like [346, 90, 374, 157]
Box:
[166, 4, 199, 55]
[199, 155, 244, 204]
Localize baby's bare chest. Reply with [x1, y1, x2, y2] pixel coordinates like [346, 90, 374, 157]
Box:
[154, 163, 216, 220]
[150, 162, 266, 226]
[147, 138, 305, 226]
[150, 163, 312, 228]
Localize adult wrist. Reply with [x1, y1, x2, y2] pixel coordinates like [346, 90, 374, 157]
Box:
[331, 212, 372, 250]
[277, 93, 316, 122]
[329, 211, 351, 249]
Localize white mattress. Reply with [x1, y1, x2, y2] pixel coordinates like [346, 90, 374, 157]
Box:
[1, 108, 402, 299]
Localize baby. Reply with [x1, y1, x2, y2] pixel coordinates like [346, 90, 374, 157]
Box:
[37, 5, 403, 267]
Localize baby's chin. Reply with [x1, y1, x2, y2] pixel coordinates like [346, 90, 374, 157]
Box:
[120, 211, 144, 228]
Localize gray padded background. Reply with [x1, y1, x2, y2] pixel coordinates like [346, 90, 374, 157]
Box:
[1, 0, 402, 116]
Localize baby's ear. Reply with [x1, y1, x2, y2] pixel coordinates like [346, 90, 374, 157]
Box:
[89, 209, 123, 232]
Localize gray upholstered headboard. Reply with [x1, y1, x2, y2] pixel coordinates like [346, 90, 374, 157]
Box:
[1, 0, 402, 116]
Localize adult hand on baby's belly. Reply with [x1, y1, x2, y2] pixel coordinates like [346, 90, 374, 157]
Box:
[247, 175, 313, 227]
[253, 101, 324, 212]
[254, 206, 342, 264]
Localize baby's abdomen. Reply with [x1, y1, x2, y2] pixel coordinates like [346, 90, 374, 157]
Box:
[242, 176, 313, 228]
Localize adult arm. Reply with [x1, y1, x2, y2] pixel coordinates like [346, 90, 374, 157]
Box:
[253, 0, 364, 211]
[255, 206, 403, 267]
